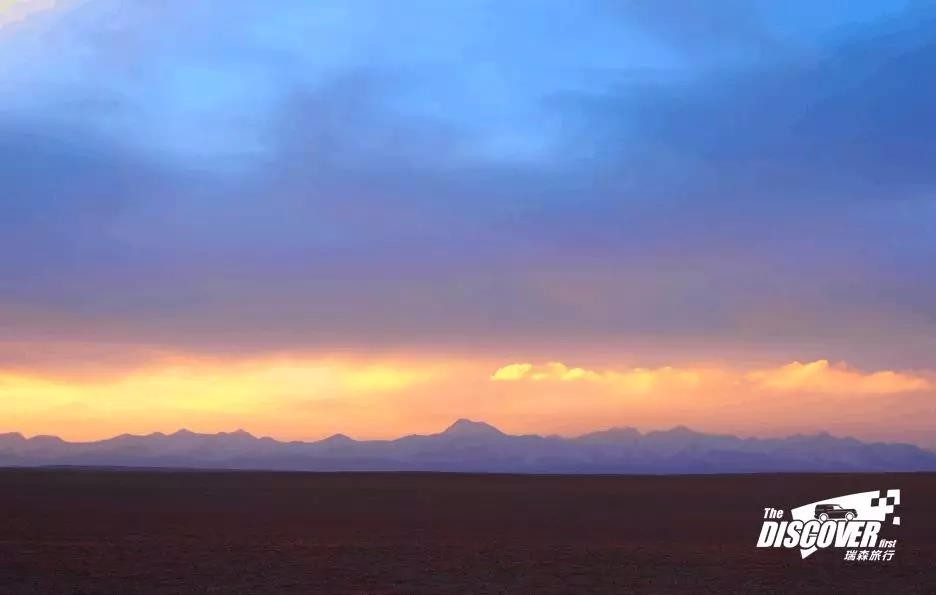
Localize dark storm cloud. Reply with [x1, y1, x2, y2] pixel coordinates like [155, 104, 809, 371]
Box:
[1, 0, 934, 365]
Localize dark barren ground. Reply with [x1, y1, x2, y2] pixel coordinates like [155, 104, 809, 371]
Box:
[0, 470, 933, 594]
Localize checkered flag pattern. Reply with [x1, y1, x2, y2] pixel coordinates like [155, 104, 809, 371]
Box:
[870, 489, 901, 525]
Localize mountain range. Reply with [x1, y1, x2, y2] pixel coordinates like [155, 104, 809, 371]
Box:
[2, 419, 935, 474]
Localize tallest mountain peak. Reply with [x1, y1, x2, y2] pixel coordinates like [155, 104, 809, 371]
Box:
[441, 418, 504, 437]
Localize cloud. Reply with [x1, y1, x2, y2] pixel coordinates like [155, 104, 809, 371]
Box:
[747, 359, 931, 395]
[490, 363, 534, 381]
[491, 361, 705, 393]
[0, 0, 935, 366]
[493, 359, 932, 396]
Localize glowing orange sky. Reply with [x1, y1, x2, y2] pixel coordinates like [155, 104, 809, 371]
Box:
[2, 351, 934, 448]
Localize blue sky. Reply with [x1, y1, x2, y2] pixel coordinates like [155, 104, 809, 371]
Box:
[1, 0, 934, 369]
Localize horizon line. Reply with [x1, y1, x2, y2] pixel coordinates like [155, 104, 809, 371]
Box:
[2, 418, 930, 451]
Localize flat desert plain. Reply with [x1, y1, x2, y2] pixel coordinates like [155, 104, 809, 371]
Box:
[0, 470, 933, 593]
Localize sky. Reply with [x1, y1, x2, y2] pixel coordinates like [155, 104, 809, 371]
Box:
[2, 0, 936, 446]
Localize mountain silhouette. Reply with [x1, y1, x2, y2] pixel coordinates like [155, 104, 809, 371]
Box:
[440, 418, 504, 437]
[1, 420, 935, 474]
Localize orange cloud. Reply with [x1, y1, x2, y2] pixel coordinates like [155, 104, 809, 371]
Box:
[490, 362, 535, 381]
[491, 361, 707, 393]
[746, 359, 931, 395]
[492, 359, 932, 396]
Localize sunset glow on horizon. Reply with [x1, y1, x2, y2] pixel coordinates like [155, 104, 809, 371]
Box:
[3, 1, 936, 449]
[2, 350, 934, 447]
